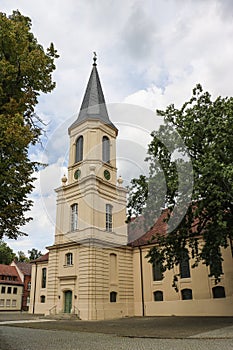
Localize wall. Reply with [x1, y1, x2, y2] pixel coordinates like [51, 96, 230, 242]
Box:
[0, 284, 23, 311]
[133, 242, 233, 317]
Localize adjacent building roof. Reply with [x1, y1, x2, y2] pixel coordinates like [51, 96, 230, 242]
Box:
[0, 264, 23, 285]
[31, 252, 49, 263]
[128, 211, 168, 247]
[14, 261, 32, 275]
[69, 55, 118, 134]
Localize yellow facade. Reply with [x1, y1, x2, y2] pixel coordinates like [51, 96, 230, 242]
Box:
[29, 59, 233, 319]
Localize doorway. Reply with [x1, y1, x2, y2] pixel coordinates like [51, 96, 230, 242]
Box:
[64, 290, 72, 313]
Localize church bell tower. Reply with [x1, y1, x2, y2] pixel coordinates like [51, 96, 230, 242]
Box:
[55, 54, 128, 247]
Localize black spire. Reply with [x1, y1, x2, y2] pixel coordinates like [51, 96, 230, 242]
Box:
[69, 54, 117, 133]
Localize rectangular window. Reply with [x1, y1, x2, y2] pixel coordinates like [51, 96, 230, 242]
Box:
[1, 286, 6, 294]
[180, 251, 191, 279]
[12, 299, 17, 307]
[106, 204, 112, 232]
[0, 299, 4, 307]
[13, 287, 17, 294]
[6, 299, 10, 307]
[66, 253, 73, 266]
[7, 287, 12, 294]
[41, 268, 47, 289]
[71, 204, 78, 231]
[152, 261, 163, 281]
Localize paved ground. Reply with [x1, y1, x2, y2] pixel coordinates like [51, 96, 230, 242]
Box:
[0, 313, 233, 350]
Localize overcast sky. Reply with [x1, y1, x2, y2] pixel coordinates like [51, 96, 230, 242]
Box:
[2, 0, 233, 255]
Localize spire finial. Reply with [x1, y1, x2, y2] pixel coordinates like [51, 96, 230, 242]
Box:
[93, 51, 97, 66]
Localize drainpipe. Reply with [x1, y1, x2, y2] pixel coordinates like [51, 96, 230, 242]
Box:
[32, 263, 38, 314]
[139, 246, 145, 316]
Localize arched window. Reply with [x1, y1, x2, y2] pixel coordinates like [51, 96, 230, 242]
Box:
[40, 295, 46, 303]
[181, 288, 193, 300]
[41, 268, 47, 289]
[212, 286, 226, 298]
[102, 136, 110, 163]
[152, 261, 163, 281]
[106, 204, 112, 232]
[179, 251, 190, 278]
[153, 290, 163, 302]
[110, 291, 117, 303]
[75, 136, 83, 163]
[71, 204, 78, 231]
[66, 253, 73, 266]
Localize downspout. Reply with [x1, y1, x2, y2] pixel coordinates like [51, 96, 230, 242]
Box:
[139, 246, 145, 316]
[32, 262, 38, 314]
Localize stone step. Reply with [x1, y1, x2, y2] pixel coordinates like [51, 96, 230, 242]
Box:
[47, 313, 80, 320]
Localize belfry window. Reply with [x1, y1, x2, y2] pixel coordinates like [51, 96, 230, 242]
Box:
[106, 204, 112, 232]
[71, 204, 78, 231]
[75, 136, 83, 163]
[102, 136, 110, 163]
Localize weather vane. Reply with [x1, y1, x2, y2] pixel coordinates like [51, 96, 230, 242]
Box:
[93, 51, 97, 65]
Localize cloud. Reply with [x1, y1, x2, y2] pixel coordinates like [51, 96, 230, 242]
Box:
[2, 0, 233, 254]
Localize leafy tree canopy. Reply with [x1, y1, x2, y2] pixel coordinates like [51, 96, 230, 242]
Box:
[127, 84, 233, 281]
[15, 250, 29, 262]
[0, 10, 59, 240]
[0, 240, 16, 264]
[28, 248, 42, 261]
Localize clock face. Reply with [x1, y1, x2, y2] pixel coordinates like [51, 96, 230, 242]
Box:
[74, 169, 81, 180]
[104, 169, 111, 180]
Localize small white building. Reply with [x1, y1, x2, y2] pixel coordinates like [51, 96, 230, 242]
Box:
[0, 264, 24, 311]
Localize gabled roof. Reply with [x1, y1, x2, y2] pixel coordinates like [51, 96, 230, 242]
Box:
[0, 264, 23, 285]
[69, 56, 118, 134]
[30, 252, 49, 263]
[128, 210, 168, 247]
[14, 261, 32, 275]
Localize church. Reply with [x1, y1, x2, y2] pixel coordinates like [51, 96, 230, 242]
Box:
[29, 57, 233, 320]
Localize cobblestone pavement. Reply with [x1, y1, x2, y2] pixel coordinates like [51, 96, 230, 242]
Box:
[0, 314, 233, 350]
[0, 325, 233, 350]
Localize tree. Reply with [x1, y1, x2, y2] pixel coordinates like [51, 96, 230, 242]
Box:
[127, 84, 233, 281]
[0, 10, 59, 240]
[15, 250, 29, 262]
[0, 240, 16, 264]
[28, 248, 42, 261]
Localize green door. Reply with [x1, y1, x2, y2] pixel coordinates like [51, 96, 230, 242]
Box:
[64, 291, 72, 313]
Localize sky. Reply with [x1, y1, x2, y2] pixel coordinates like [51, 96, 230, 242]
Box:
[1, 0, 233, 255]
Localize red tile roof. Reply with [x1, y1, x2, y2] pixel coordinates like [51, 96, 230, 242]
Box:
[0, 264, 23, 285]
[128, 210, 168, 247]
[31, 252, 49, 263]
[15, 261, 32, 275]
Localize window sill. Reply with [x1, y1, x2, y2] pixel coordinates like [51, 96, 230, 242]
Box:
[63, 264, 74, 268]
[180, 278, 191, 283]
[153, 280, 163, 285]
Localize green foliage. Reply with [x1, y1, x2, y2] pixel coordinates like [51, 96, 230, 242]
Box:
[28, 248, 42, 261]
[0, 240, 16, 264]
[127, 84, 233, 281]
[0, 10, 59, 239]
[15, 250, 29, 262]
